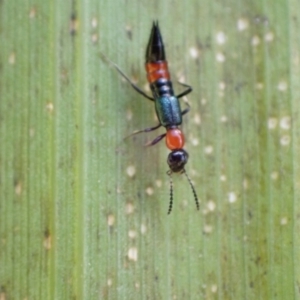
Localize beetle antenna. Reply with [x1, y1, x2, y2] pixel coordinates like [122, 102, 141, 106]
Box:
[167, 171, 173, 214]
[184, 170, 199, 210]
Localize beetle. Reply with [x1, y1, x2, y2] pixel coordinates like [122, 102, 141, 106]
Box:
[103, 22, 199, 214]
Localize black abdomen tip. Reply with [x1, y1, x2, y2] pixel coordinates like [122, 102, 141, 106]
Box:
[145, 21, 166, 62]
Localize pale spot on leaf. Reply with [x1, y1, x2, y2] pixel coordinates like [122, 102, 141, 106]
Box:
[211, 284, 218, 293]
[280, 135, 291, 146]
[128, 230, 137, 239]
[216, 52, 226, 62]
[140, 224, 147, 234]
[91, 17, 98, 28]
[9, 52, 16, 64]
[207, 200, 216, 211]
[220, 175, 226, 182]
[128, 247, 138, 261]
[189, 47, 199, 58]
[126, 165, 136, 177]
[237, 18, 249, 31]
[216, 32, 226, 44]
[265, 32, 274, 42]
[15, 181, 22, 195]
[145, 187, 154, 196]
[107, 214, 115, 226]
[251, 36, 260, 46]
[46, 102, 54, 113]
[220, 115, 227, 122]
[228, 192, 237, 203]
[126, 109, 133, 121]
[271, 171, 279, 180]
[280, 116, 291, 130]
[126, 202, 134, 214]
[155, 180, 162, 187]
[203, 224, 213, 233]
[268, 118, 278, 129]
[219, 81, 226, 90]
[277, 81, 288, 91]
[194, 113, 201, 125]
[204, 145, 213, 154]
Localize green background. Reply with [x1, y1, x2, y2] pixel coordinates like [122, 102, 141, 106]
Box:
[1, 0, 300, 299]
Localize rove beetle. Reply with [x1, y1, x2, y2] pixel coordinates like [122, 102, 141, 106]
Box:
[104, 22, 199, 214]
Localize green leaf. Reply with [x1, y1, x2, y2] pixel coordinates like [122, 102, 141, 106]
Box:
[1, 0, 300, 299]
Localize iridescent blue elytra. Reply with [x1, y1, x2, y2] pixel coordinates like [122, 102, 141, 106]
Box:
[155, 96, 182, 127]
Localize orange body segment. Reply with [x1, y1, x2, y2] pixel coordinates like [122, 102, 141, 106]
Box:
[145, 61, 170, 84]
[166, 128, 185, 150]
